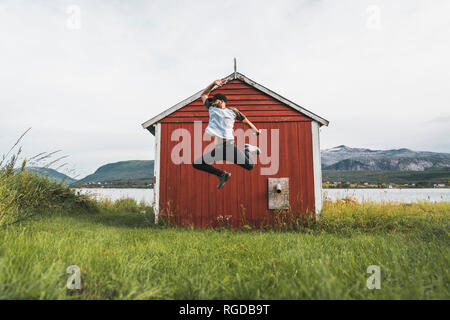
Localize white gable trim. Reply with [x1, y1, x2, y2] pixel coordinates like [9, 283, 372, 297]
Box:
[141, 89, 204, 133]
[311, 121, 323, 220]
[141, 72, 329, 134]
[235, 73, 329, 127]
[153, 123, 161, 224]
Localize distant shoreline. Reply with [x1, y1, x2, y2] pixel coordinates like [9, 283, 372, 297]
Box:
[74, 186, 154, 189]
[71, 186, 449, 190]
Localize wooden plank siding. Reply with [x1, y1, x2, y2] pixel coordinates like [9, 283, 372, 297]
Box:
[157, 79, 316, 228]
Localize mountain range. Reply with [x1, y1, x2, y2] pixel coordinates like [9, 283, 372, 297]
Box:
[25, 167, 78, 184]
[75, 160, 154, 184]
[321, 145, 450, 171]
[26, 146, 450, 185]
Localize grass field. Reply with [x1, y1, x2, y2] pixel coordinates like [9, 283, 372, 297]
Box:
[0, 200, 448, 300]
[4, 131, 446, 299]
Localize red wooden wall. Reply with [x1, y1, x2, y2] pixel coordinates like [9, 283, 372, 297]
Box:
[157, 79, 315, 228]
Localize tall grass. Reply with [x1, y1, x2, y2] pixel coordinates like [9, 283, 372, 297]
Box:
[95, 198, 155, 224]
[317, 199, 449, 239]
[0, 130, 97, 227]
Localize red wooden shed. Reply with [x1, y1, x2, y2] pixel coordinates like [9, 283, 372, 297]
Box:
[142, 72, 329, 228]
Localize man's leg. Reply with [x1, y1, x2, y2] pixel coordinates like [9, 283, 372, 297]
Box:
[192, 147, 224, 177]
[192, 145, 232, 189]
[222, 141, 255, 171]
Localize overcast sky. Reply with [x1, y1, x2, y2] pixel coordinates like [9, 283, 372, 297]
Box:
[1, 0, 449, 178]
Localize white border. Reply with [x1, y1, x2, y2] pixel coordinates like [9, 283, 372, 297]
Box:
[311, 121, 323, 219]
[153, 123, 161, 224]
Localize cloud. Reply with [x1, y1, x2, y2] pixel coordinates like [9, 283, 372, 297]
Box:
[427, 116, 450, 123]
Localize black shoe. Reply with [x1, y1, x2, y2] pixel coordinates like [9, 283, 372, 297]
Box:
[217, 172, 231, 189]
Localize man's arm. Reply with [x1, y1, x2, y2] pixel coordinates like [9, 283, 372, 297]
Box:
[201, 79, 227, 104]
[231, 107, 261, 135]
[242, 117, 261, 135]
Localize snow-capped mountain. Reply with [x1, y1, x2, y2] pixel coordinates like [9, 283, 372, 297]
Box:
[321, 145, 450, 171]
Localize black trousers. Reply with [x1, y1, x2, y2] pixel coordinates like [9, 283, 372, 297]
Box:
[192, 140, 255, 177]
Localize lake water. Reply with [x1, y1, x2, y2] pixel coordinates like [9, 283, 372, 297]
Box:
[76, 188, 450, 204]
[76, 188, 154, 204]
[324, 188, 449, 203]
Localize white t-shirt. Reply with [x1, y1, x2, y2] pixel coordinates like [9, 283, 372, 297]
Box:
[204, 98, 246, 144]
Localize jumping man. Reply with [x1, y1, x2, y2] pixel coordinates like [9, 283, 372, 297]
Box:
[192, 79, 261, 189]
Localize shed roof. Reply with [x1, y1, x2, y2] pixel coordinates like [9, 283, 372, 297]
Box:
[141, 72, 329, 135]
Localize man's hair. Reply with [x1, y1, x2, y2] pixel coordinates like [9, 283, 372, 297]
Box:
[212, 93, 228, 103]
